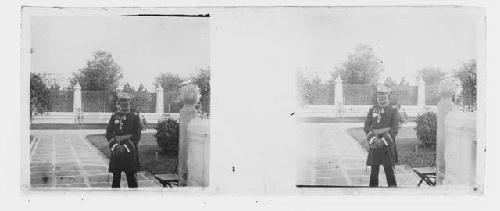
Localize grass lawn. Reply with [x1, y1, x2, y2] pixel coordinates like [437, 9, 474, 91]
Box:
[347, 127, 436, 168]
[86, 133, 177, 174]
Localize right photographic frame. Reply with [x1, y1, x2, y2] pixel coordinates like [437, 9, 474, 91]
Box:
[293, 6, 485, 193]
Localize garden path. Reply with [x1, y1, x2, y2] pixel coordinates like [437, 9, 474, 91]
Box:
[29, 130, 159, 189]
[296, 123, 421, 187]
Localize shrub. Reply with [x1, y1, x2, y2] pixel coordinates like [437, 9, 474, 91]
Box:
[414, 111, 437, 147]
[455, 59, 477, 111]
[154, 118, 179, 154]
[30, 73, 51, 119]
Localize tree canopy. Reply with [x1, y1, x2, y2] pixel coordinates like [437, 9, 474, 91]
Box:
[154, 72, 184, 93]
[331, 45, 384, 84]
[137, 83, 146, 93]
[455, 59, 477, 110]
[191, 68, 210, 114]
[417, 66, 445, 85]
[297, 71, 329, 105]
[383, 76, 397, 89]
[398, 77, 410, 88]
[71, 50, 123, 91]
[122, 82, 134, 93]
[30, 73, 51, 119]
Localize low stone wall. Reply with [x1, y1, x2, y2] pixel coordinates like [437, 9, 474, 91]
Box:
[31, 112, 179, 124]
[296, 105, 437, 118]
[186, 118, 210, 187]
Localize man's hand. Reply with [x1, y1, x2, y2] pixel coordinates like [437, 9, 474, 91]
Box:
[108, 137, 117, 148]
[369, 137, 377, 145]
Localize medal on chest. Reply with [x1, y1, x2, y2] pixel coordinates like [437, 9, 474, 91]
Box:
[114, 114, 127, 131]
[373, 107, 384, 124]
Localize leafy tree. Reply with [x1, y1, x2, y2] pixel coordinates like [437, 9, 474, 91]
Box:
[417, 66, 445, 85]
[455, 59, 477, 110]
[30, 73, 51, 120]
[154, 73, 184, 113]
[383, 76, 397, 89]
[297, 72, 328, 105]
[191, 68, 210, 114]
[137, 83, 146, 93]
[71, 50, 123, 91]
[49, 83, 61, 91]
[385, 77, 412, 105]
[35, 72, 64, 91]
[331, 45, 384, 84]
[122, 82, 134, 93]
[398, 77, 410, 88]
[154, 72, 184, 93]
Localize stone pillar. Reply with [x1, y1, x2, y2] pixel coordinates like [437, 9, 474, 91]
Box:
[73, 82, 82, 113]
[454, 80, 463, 106]
[155, 86, 164, 114]
[436, 77, 456, 185]
[334, 76, 343, 106]
[178, 84, 199, 186]
[417, 78, 426, 109]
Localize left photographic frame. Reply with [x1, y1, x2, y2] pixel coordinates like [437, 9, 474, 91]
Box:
[21, 7, 211, 191]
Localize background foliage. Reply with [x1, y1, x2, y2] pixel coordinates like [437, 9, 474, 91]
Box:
[331, 45, 384, 85]
[71, 50, 123, 91]
[417, 66, 445, 85]
[30, 73, 51, 118]
[455, 59, 477, 110]
[191, 68, 211, 114]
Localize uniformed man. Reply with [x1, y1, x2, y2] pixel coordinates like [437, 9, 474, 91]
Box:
[364, 85, 399, 187]
[106, 92, 142, 188]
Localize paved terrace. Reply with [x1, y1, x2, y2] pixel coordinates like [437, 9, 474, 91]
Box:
[30, 130, 160, 189]
[296, 123, 421, 187]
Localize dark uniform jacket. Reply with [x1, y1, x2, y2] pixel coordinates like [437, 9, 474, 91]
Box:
[105, 112, 142, 173]
[364, 104, 400, 167]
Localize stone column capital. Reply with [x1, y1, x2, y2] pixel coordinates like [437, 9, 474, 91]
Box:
[74, 81, 81, 90]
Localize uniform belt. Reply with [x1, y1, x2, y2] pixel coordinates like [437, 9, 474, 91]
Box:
[115, 134, 132, 142]
[372, 127, 390, 135]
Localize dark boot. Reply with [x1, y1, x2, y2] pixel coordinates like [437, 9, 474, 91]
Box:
[112, 172, 121, 188]
[369, 165, 380, 187]
[126, 172, 138, 188]
[383, 165, 397, 187]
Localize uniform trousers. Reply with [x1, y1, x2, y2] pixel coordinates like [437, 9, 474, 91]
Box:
[112, 172, 138, 188]
[369, 164, 397, 187]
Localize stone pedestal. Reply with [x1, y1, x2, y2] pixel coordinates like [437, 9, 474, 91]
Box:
[187, 119, 210, 187]
[73, 82, 82, 113]
[177, 84, 199, 186]
[155, 86, 164, 114]
[334, 76, 343, 106]
[436, 77, 456, 185]
[417, 78, 426, 110]
[443, 111, 477, 187]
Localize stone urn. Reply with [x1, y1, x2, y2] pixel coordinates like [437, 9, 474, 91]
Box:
[438, 77, 456, 99]
[180, 84, 199, 105]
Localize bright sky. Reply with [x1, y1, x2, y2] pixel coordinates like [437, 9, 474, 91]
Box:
[30, 8, 482, 88]
[30, 16, 209, 90]
[292, 7, 482, 85]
